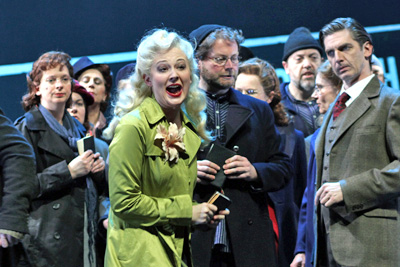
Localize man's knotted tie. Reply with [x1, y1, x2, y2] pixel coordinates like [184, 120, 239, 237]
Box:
[332, 92, 350, 121]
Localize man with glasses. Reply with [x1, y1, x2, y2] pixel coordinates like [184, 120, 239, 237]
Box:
[189, 24, 292, 267]
[281, 27, 324, 137]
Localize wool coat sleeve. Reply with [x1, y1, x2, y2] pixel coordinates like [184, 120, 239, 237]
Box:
[0, 112, 37, 234]
[14, 118, 75, 197]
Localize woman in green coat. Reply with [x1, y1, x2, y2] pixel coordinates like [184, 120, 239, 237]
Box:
[103, 29, 228, 267]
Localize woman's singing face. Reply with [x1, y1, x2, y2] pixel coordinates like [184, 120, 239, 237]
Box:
[36, 65, 72, 110]
[144, 47, 192, 111]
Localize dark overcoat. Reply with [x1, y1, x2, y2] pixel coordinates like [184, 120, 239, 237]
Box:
[192, 89, 293, 267]
[15, 107, 105, 267]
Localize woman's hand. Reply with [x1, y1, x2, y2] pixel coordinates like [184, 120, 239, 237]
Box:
[91, 152, 105, 174]
[192, 203, 229, 227]
[68, 150, 95, 179]
[0, 234, 20, 248]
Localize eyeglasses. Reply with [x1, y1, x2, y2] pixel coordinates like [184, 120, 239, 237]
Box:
[314, 84, 330, 93]
[45, 77, 72, 85]
[207, 55, 241, 66]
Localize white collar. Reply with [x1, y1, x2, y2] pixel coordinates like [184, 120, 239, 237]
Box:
[339, 74, 375, 107]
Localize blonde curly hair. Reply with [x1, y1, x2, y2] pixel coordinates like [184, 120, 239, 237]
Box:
[103, 29, 210, 144]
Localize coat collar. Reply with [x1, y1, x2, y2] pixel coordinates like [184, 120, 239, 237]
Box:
[22, 107, 77, 162]
[225, 88, 253, 144]
[140, 97, 201, 166]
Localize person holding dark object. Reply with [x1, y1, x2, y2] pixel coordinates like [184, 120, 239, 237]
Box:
[15, 51, 106, 267]
[67, 80, 109, 164]
[0, 109, 37, 267]
[236, 57, 307, 266]
[103, 29, 228, 267]
[73, 56, 113, 140]
[189, 24, 292, 267]
[281, 27, 323, 137]
[314, 17, 400, 266]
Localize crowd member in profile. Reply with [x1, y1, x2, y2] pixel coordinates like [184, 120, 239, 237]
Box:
[371, 54, 385, 83]
[73, 57, 113, 141]
[290, 60, 341, 267]
[103, 29, 228, 267]
[281, 27, 323, 137]
[189, 24, 292, 267]
[67, 80, 110, 266]
[0, 109, 37, 267]
[15, 51, 106, 267]
[236, 57, 307, 267]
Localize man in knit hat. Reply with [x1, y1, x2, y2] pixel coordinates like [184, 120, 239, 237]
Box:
[189, 24, 292, 267]
[281, 27, 323, 137]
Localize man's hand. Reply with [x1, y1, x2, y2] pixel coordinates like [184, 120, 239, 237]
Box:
[223, 155, 258, 181]
[197, 160, 220, 184]
[0, 234, 20, 248]
[290, 253, 306, 267]
[315, 182, 343, 207]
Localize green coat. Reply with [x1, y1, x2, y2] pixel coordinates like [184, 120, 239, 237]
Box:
[105, 97, 201, 267]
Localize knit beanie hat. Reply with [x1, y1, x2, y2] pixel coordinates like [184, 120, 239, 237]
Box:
[282, 27, 323, 61]
[189, 24, 224, 51]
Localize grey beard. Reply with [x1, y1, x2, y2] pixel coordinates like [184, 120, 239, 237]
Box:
[299, 80, 316, 93]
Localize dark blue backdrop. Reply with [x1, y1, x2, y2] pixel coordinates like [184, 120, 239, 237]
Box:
[1, 0, 399, 120]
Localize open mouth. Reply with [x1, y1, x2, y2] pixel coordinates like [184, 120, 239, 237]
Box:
[166, 84, 183, 97]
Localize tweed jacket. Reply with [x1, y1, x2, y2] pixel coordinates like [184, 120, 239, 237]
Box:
[315, 77, 400, 266]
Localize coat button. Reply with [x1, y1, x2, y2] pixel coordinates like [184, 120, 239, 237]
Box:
[233, 145, 239, 152]
[53, 203, 60, 210]
[326, 152, 330, 156]
[54, 232, 61, 240]
[324, 166, 328, 170]
[247, 219, 253, 225]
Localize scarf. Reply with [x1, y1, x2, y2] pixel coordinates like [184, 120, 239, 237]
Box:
[38, 104, 85, 152]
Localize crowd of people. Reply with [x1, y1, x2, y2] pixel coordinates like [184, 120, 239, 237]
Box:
[1, 16, 399, 267]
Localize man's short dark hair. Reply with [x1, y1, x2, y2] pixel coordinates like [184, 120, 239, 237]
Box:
[319, 17, 374, 60]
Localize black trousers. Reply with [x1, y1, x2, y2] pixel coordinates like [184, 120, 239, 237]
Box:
[210, 245, 236, 267]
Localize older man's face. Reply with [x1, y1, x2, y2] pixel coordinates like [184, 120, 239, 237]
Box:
[283, 48, 322, 93]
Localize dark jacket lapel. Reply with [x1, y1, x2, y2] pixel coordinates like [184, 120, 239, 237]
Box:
[225, 89, 253, 144]
[25, 107, 76, 162]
